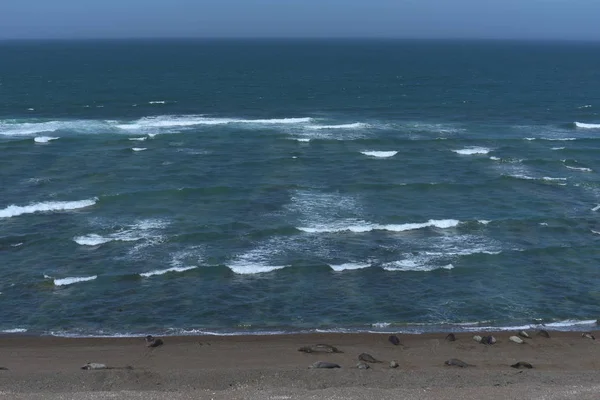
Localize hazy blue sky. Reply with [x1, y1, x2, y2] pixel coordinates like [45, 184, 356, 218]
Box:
[1, 0, 599, 40]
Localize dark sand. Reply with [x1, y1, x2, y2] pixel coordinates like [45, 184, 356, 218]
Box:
[1, 331, 599, 399]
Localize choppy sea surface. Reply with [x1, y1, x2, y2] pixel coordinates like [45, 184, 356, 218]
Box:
[1, 39, 600, 337]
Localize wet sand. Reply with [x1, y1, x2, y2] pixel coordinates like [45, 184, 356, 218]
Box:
[0, 331, 599, 399]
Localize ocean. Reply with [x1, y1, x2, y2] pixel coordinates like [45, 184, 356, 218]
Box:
[1, 39, 599, 337]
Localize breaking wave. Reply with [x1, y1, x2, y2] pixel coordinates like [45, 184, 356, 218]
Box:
[0, 199, 97, 219]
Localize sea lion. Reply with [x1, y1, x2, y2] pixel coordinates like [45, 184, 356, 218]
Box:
[388, 335, 401, 346]
[518, 330, 531, 339]
[389, 360, 399, 368]
[0, 367, 8, 370]
[509, 336, 524, 344]
[298, 344, 342, 353]
[445, 333, 456, 342]
[511, 361, 533, 369]
[537, 329, 550, 338]
[582, 332, 596, 340]
[472, 335, 482, 343]
[145, 335, 164, 348]
[444, 358, 474, 368]
[81, 363, 108, 370]
[358, 353, 382, 363]
[356, 362, 370, 369]
[481, 335, 497, 345]
[309, 361, 341, 369]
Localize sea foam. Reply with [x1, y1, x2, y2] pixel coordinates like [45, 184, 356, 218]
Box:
[140, 266, 197, 278]
[0, 199, 97, 219]
[34, 136, 59, 143]
[360, 151, 398, 158]
[329, 263, 371, 272]
[308, 122, 369, 130]
[452, 147, 491, 155]
[574, 122, 600, 129]
[298, 219, 460, 233]
[52, 275, 97, 286]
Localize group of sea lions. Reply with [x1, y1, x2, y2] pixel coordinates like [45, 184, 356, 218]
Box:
[301, 330, 597, 370]
[79, 335, 165, 371]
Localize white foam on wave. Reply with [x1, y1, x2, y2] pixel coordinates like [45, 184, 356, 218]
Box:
[295, 138, 311, 142]
[574, 122, 600, 129]
[0, 198, 97, 219]
[565, 165, 592, 172]
[578, 105, 592, 109]
[74, 219, 167, 247]
[591, 230, 600, 235]
[591, 204, 600, 212]
[298, 219, 460, 234]
[544, 319, 598, 328]
[227, 262, 287, 275]
[551, 147, 565, 150]
[542, 177, 567, 182]
[0, 119, 108, 136]
[545, 137, 576, 141]
[128, 137, 147, 141]
[116, 115, 312, 131]
[34, 136, 59, 143]
[1, 328, 28, 333]
[131, 147, 147, 152]
[489, 156, 501, 161]
[226, 237, 291, 275]
[383, 260, 454, 272]
[308, 122, 369, 130]
[52, 275, 97, 286]
[452, 147, 491, 155]
[149, 101, 166, 104]
[360, 151, 397, 158]
[140, 266, 197, 278]
[329, 262, 371, 272]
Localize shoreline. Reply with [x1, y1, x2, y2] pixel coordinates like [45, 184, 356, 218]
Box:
[1, 330, 599, 399]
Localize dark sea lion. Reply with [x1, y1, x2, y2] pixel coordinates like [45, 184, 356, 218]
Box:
[0, 367, 8, 370]
[356, 362, 370, 369]
[481, 335, 497, 345]
[444, 358, 474, 368]
[358, 353, 382, 363]
[445, 333, 456, 342]
[388, 335, 401, 346]
[511, 361, 533, 369]
[309, 361, 341, 369]
[298, 344, 342, 353]
[537, 329, 550, 338]
[145, 335, 164, 348]
[582, 332, 596, 340]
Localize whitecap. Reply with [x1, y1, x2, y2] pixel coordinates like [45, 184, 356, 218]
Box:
[148, 101, 166, 104]
[128, 137, 147, 141]
[295, 138, 311, 142]
[360, 151, 397, 158]
[551, 147, 565, 150]
[53, 275, 97, 286]
[73, 234, 114, 246]
[489, 156, 501, 161]
[592, 230, 600, 235]
[591, 205, 600, 212]
[0, 198, 97, 219]
[34, 136, 59, 143]
[308, 122, 369, 130]
[227, 262, 287, 275]
[565, 165, 592, 172]
[452, 147, 490, 155]
[140, 266, 197, 278]
[74, 219, 167, 246]
[574, 122, 600, 129]
[543, 319, 598, 328]
[131, 147, 147, 152]
[383, 260, 454, 272]
[1, 328, 27, 333]
[329, 263, 371, 272]
[371, 322, 391, 328]
[298, 219, 460, 233]
[117, 115, 312, 131]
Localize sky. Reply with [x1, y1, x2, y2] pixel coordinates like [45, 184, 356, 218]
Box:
[1, 0, 599, 41]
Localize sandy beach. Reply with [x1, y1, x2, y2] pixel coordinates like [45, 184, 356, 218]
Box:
[0, 331, 599, 399]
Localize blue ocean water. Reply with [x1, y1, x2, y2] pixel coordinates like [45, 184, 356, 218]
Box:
[1, 39, 600, 336]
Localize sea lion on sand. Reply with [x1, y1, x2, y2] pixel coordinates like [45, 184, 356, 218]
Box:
[509, 336, 524, 344]
[481, 335, 497, 345]
[389, 360, 399, 368]
[472, 335, 482, 343]
[309, 361, 341, 369]
[356, 362, 370, 369]
[582, 332, 596, 340]
[0, 367, 8, 370]
[388, 335, 401, 345]
[298, 344, 342, 353]
[537, 329, 550, 338]
[358, 353, 382, 363]
[81, 363, 108, 370]
[444, 358, 474, 368]
[445, 333, 456, 342]
[518, 330, 531, 339]
[511, 361, 533, 369]
[145, 335, 164, 348]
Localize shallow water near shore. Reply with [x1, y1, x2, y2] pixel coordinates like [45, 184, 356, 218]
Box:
[1, 39, 600, 336]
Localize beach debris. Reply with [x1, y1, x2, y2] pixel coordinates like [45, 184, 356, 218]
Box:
[511, 361, 533, 369]
[298, 344, 342, 353]
[358, 353, 382, 363]
[389, 360, 399, 368]
[472, 335, 483, 343]
[81, 363, 108, 370]
[509, 336, 524, 344]
[309, 361, 341, 369]
[537, 329, 550, 338]
[481, 335, 497, 345]
[145, 335, 164, 348]
[444, 358, 474, 368]
[356, 362, 370, 369]
[388, 335, 401, 346]
[582, 332, 596, 340]
[518, 330, 531, 339]
[445, 333, 456, 342]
